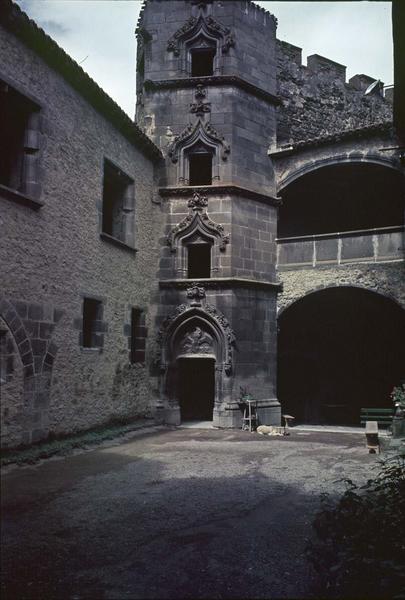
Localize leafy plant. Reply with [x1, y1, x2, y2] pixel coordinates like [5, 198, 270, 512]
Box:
[239, 386, 253, 402]
[391, 384, 405, 408]
[308, 453, 405, 599]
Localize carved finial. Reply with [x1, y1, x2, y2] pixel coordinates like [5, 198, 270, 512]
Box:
[187, 284, 206, 306]
[188, 192, 208, 211]
[190, 85, 211, 116]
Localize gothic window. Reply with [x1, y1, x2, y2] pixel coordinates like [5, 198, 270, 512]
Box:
[101, 159, 135, 248]
[167, 192, 230, 279]
[188, 150, 213, 185]
[168, 121, 229, 186]
[167, 14, 234, 77]
[191, 47, 215, 76]
[0, 78, 42, 200]
[81, 298, 104, 349]
[187, 239, 212, 278]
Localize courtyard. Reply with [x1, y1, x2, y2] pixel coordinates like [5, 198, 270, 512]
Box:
[1, 426, 381, 599]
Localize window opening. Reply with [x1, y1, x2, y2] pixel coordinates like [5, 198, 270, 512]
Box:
[0, 80, 39, 193]
[191, 48, 215, 77]
[189, 153, 212, 186]
[130, 309, 146, 364]
[82, 299, 102, 348]
[188, 243, 211, 278]
[102, 160, 134, 243]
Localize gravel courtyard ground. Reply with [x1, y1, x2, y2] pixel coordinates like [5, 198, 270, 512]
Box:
[1, 426, 381, 599]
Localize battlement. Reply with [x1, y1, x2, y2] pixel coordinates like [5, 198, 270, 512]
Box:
[243, 1, 278, 28]
[307, 54, 346, 81]
[277, 39, 388, 93]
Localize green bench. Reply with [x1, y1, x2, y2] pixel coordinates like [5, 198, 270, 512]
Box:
[360, 408, 394, 427]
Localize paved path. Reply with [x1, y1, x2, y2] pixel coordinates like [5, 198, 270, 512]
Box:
[1, 427, 379, 599]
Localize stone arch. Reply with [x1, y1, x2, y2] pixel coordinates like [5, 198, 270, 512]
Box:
[278, 282, 405, 317]
[278, 154, 399, 192]
[0, 295, 34, 374]
[158, 304, 234, 374]
[277, 285, 405, 425]
[277, 258, 405, 315]
[0, 315, 26, 448]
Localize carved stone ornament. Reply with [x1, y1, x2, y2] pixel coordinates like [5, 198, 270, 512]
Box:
[190, 85, 211, 115]
[167, 120, 230, 163]
[188, 191, 208, 211]
[167, 15, 234, 57]
[167, 192, 230, 252]
[187, 284, 206, 304]
[155, 303, 235, 374]
[180, 326, 213, 355]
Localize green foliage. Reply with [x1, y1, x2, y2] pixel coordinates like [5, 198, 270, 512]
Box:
[239, 386, 254, 402]
[391, 384, 405, 408]
[308, 453, 405, 599]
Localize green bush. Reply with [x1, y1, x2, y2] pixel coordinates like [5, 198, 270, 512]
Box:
[308, 453, 405, 599]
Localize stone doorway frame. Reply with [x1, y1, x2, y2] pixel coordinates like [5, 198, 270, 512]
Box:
[156, 304, 235, 426]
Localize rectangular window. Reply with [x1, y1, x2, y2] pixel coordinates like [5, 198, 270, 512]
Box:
[191, 48, 215, 77]
[102, 160, 135, 245]
[188, 243, 211, 278]
[82, 298, 103, 348]
[130, 309, 146, 364]
[189, 153, 212, 186]
[0, 79, 41, 197]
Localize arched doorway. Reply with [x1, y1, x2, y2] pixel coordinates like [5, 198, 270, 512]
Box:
[278, 287, 405, 425]
[157, 303, 234, 426]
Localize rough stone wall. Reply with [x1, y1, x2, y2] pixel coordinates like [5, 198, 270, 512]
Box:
[276, 40, 393, 144]
[278, 262, 405, 313]
[0, 26, 162, 447]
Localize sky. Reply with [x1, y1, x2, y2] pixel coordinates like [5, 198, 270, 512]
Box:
[16, 1, 393, 118]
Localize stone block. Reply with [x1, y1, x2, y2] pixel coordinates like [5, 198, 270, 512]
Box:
[28, 304, 43, 320]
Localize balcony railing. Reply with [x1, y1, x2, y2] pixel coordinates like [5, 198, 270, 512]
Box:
[276, 226, 404, 268]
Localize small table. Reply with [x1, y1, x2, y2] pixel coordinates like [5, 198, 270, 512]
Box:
[242, 400, 257, 432]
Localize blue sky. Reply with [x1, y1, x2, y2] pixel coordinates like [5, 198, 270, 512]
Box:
[16, 1, 393, 118]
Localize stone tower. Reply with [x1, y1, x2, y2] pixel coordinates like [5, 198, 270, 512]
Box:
[136, 0, 281, 427]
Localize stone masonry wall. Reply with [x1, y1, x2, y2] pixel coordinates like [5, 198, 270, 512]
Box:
[0, 26, 163, 447]
[278, 262, 405, 314]
[276, 40, 393, 145]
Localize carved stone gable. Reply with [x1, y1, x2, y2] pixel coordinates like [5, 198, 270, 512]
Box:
[167, 192, 230, 252]
[167, 14, 234, 57]
[167, 120, 230, 163]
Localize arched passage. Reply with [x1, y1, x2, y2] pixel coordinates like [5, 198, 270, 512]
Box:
[278, 162, 404, 238]
[277, 287, 405, 425]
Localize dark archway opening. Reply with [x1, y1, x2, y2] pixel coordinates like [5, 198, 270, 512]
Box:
[278, 287, 405, 425]
[178, 357, 215, 421]
[278, 164, 404, 238]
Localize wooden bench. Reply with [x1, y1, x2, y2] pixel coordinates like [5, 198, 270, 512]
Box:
[360, 408, 393, 427]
